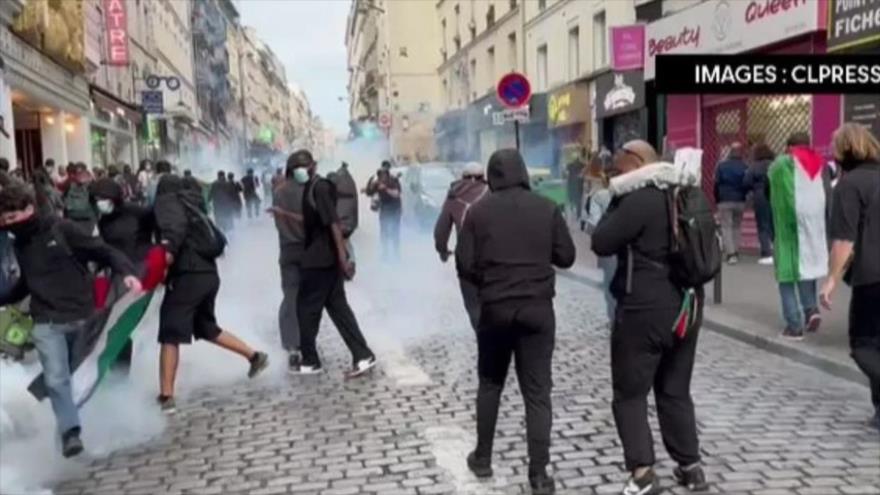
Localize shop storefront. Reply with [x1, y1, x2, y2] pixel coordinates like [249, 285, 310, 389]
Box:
[547, 81, 590, 176]
[828, 0, 880, 138]
[89, 86, 141, 169]
[595, 70, 646, 152]
[435, 109, 471, 162]
[645, 0, 829, 252]
[519, 92, 553, 171]
[1, 9, 91, 173]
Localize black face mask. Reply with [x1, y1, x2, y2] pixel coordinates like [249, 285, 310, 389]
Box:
[2, 215, 40, 239]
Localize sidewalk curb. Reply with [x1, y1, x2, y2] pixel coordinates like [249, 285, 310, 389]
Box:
[557, 270, 868, 388]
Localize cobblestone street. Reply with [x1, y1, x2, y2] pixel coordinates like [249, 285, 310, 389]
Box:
[51, 237, 880, 495]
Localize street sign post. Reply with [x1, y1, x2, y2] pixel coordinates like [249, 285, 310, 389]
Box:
[491, 107, 530, 126]
[495, 73, 532, 150]
[141, 90, 164, 114]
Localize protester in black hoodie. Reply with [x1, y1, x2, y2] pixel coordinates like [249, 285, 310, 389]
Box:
[591, 140, 707, 495]
[456, 149, 575, 495]
[153, 174, 268, 413]
[91, 178, 156, 370]
[0, 184, 141, 457]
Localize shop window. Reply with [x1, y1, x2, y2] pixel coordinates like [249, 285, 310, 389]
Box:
[536, 44, 548, 91]
[568, 26, 580, 80]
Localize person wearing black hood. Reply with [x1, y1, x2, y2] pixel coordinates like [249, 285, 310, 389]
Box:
[0, 183, 141, 457]
[153, 174, 268, 412]
[456, 149, 575, 495]
[241, 168, 261, 219]
[90, 178, 157, 370]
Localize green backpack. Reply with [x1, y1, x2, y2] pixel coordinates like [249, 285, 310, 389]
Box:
[64, 184, 94, 221]
[0, 306, 34, 361]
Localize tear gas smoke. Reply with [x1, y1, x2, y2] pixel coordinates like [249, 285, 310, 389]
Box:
[0, 135, 475, 493]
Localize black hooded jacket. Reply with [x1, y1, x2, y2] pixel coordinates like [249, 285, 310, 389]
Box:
[456, 149, 575, 305]
[92, 178, 155, 263]
[154, 175, 217, 275]
[0, 215, 136, 323]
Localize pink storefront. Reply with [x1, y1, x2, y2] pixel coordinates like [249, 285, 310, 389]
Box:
[645, 0, 837, 252]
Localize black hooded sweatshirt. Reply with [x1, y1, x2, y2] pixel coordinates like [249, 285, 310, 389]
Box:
[456, 149, 576, 305]
[154, 175, 217, 275]
[92, 178, 155, 263]
[0, 216, 136, 323]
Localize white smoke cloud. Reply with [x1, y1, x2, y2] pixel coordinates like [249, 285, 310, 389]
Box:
[0, 136, 473, 494]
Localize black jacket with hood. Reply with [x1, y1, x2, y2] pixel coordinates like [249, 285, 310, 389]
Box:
[154, 175, 217, 275]
[0, 215, 136, 323]
[92, 178, 155, 264]
[456, 149, 575, 305]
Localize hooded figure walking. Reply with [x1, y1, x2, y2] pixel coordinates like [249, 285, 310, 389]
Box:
[456, 149, 575, 495]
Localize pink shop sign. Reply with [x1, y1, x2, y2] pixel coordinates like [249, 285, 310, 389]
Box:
[611, 25, 646, 71]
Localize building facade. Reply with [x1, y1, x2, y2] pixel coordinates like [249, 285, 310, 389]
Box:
[347, 0, 442, 161]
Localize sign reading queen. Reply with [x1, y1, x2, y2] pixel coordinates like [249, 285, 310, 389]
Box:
[104, 0, 129, 66]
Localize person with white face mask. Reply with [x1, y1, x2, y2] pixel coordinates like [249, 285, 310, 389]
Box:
[90, 178, 158, 373]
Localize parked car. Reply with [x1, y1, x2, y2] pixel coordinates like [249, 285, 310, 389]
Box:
[401, 163, 457, 230]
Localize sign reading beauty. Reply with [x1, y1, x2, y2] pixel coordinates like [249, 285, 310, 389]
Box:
[104, 0, 129, 66]
[644, 0, 823, 80]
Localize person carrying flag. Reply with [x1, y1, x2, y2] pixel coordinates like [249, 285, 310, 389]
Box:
[0, 183, 141, 458]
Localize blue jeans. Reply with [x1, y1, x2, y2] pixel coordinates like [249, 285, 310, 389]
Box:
[778, 280, 818, 330]
[31, 321, 84, 435]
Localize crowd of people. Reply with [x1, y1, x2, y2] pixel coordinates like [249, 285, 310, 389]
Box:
[0, 119, 876, 495]
[0, 158, 270, 458]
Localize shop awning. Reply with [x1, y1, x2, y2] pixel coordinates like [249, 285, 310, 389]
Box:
[90, 86, 143, 125]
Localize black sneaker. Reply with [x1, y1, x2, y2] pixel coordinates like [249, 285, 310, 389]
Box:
[805, 310, 822, 333]
[248, 351, 269, 379]
[781, 326, 804, 341]
[674, 464, 709, 492]
[157, 395, 176, 414]
[62, 427, 84, 458]
[529, 471, 556, 495]
[466, 451, 493, 478]
[287, 351, 302, 375]
[621, 468, 658, 495]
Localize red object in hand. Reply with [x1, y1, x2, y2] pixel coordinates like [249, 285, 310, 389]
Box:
[142, 246, 168, 291]
[94, 275, 112, 309]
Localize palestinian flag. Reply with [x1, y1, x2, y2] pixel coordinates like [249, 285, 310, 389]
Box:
[28, 247, 167, 407]
[767, 147, 829, 284]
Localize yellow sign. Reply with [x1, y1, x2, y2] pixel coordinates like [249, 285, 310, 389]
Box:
[12, 0, 86, 73]
[548, 92, 572, 126]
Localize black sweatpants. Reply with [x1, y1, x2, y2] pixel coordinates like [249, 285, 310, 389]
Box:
[849, 282, 880, 414]
[459, 278, 480, 332]
[297, 267, 373, 368]
[475, 300, 555, 474]
[611, 306, 702, 471]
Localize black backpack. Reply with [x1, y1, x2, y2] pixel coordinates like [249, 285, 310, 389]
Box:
[666, 186, 723, 289]
[180, 194, 227, 259]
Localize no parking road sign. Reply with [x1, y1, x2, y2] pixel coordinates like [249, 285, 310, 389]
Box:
[496, 72, 532, 109]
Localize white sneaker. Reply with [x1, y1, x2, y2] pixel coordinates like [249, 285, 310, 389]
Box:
[293, 364, 323, 375]
[758, 256, 774, 265]
[346, 356, 377, 378]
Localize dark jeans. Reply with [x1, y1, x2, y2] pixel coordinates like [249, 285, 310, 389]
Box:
[850, 282, 880, 413]
[380, 211, 401, 261]
[754, 198, 774, 257]
[475, 300, 555, 474]
[459, 278, 480, 332]
[279, 263, 301, 352]
[297, 267, 373, 367]
[611, 306, 702, 471]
